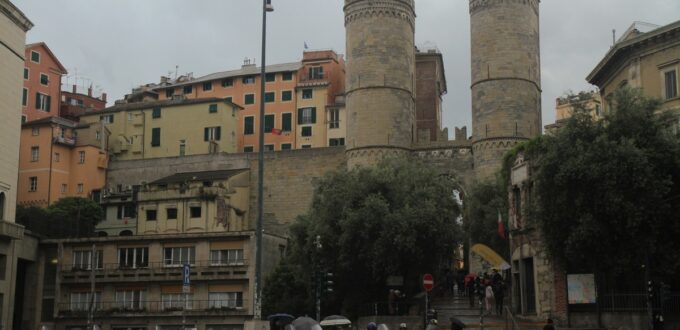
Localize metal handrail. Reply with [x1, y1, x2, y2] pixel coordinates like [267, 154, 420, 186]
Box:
[504, 306, 520, 330]
[61, 259, 248, 272]
[58, 299, 249, 315]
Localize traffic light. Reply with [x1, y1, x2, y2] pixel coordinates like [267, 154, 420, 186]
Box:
[648, 280, 654, 299]
[325, 272, 334, 293]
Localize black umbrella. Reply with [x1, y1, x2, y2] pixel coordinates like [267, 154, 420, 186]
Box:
[269, 313, 295, 321]
[292, 316, 322, 330]
[449, 317, 465, 330]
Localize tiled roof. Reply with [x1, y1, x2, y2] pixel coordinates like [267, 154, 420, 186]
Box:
[156, 62, 301, 89]
[150, 169, 248, 185]
[80, 97, 243, 116]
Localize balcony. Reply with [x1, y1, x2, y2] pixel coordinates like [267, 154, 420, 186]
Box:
[57, 299, 249, 318]
[0, 221, 24, 239]
[53, 136, 77, 147]
[60, 260, 249, 283]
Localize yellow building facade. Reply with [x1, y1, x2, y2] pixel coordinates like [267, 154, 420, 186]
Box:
[80, 98, 242, 160]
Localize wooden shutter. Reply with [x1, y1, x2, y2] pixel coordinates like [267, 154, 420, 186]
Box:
[215, 127, 221, 141]
[151, 128, 160, 146]
[204, 128, 209, 141]
[282, 113, 291, 131]
[46, 95, 51, 112]
[35, 93, 40, 109]
[298, 109, 303, 124]
[311, 107, 316, 123]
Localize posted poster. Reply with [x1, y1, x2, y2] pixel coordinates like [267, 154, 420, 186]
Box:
[567, 274, 597, 304]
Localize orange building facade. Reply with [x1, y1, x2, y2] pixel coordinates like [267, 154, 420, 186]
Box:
[153, 50, 346, 152]
[22, 42, 67, 122]
[17, 116, 108, 207]
[60, 84, 108, 120]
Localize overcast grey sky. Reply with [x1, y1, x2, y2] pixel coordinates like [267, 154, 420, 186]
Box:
[14, 0, 680, 136]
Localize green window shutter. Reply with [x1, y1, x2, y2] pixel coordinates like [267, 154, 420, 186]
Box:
[209, 104, 218, 113]
[225, 97, 233, 103]
[35, 93, 40, 109]
[311, 107, 316, 123]
[282, 91, 292, 101]
[152, 107, 161, 118]
[282, 113, 292, 131]
[215, 127, 221, 141]
[46, 95, 51, 112]
[22, 89, 27, 106]
[298, 109, 303, 125]
[204, 127, 209, 141]
[244, 117, 254, 135]
[151, 128, 161, 146]
[265, 92, 275, 103]
[265, 115, 274, 132]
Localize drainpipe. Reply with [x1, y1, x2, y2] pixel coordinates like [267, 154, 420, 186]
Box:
[47, 125, 55, 205]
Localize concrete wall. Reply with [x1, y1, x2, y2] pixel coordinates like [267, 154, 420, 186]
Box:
[469, 0, 542, 180]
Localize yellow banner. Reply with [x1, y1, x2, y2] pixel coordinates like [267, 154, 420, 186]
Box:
[471, 244, 511, 270]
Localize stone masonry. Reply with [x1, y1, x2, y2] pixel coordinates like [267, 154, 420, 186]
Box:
[344, 0, 417, 167]
[470, 0, 542, 180]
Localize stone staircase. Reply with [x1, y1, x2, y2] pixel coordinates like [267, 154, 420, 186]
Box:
[430, 294, 546, 330]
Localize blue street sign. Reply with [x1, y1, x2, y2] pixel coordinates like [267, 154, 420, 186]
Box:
[183, 264, 191, 286]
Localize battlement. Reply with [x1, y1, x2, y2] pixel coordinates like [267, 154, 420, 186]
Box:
[469, 0, 539, 16]
[345, 0, 416, 28]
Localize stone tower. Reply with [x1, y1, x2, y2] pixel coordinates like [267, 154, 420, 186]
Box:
[344, 0, 416, 167]
[470, 0, 542, 180]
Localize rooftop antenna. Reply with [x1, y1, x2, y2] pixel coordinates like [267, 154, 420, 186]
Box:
[612, 29, 616, 46]
[175, 65, 179, 79]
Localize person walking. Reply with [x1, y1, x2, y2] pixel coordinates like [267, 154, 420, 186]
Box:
[494, 280, 505, 315]
[446, 269, 455, 297]
[543, 318, 555, 330]
[484, 282, 495, 315]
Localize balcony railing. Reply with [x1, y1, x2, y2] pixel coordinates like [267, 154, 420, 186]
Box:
[53, 136, 77, 146]
[60, 260, 249, 283]
[57, 299, 249, 318]
[0, 221, 24, 239]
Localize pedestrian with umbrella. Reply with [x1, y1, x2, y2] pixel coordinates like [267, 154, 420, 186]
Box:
[450, 317, 465, 330]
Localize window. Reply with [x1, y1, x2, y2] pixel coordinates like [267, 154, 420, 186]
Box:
[22, 88, 27, 106]
[77, 184, 84, 193]
[309, 66, 324, 80]
[54, 152, 60, 162]
[30, 50, 40, 63]
[329, 109, 340, 129]
[166, 89, 174, 98]
[21, 115, 26, 124]
[265, 73, 276, 82]
[665, 70, 678, 100]
[265, 114, 275, 133]
[281, 90, 292, 102]
[164, 246, 195, 266]
[265, 92, 275, 103]
[31, 146, 39, 161]
[281, 143, 292, 150]
[190, 206, 201, 218]
[264, 144, 274, 151]
[116, 204, 136, 219]
[222, 78, 233, 87]
[167, 208, 178, 220]
[301, 144, 312, 149]
[152, 107, 161, 118]
[118, 248, 148, 269]
[225, 96, 233, 103]
[209, 292, 243, 309]
[35, 93, 50, 112]
[23, 68, 28, 80]
[302, 89, 313, 99]
[204, 126, 221, 141]
[242, 76, 256, 84]
[179, 141, 186, 157]
[301, 126, 312, 137]
[298, 107, 316, 124]
[244, 116, 254, 135]
[0, 254, 6, 280]
[282, 113, 292, 131]
[61, 184, 67, 193]
[183, 85, 193, 94]
[70, 292, 101, 311]
[210, 249, 244, 265]
[101, 114, 114, 124]
[282, 72, 293, 81]
[244, 94, 255, 105]
[31, 127, 39, 136]
[329, 138, 345, 146]
[203, 81, 213, 91]
[209, 104, 218, 113]
[95, 131, 101, 141]
[115, 289, 146, 310]
[151, 128, 161, 147]
[40, 73, 49, 85]
[595, 104, 602, 117]
[162, 293, 193, 310]
[79, 151, 85, 164]
[146, 209, 157, 221]
[72, 250, 103, 270]
[244, 146, 254, 153]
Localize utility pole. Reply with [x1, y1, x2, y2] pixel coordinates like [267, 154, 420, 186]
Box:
[314, 235, 322, 321]
[87, 243, 96, 330]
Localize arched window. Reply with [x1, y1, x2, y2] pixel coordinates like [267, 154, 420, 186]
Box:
[97, 231, 108, 237]
[0, 192, 5, 221]
[119, 230, 133, 236]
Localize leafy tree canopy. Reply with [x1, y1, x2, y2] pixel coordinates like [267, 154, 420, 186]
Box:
[516, 88, 680, 276]
[263, 157, 462, 317]
[464, 181, 509, 260]
[17, 197, 104, 238]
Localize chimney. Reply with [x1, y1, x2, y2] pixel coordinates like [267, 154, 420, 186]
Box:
[101, 93, 107, 103]
[88, 87, 92, 97]
[160, 76, 169, 84]
[72, 84, 77, 93]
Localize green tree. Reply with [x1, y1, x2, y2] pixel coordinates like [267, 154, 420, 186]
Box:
[519, 88, 680, 276]
[16, 197, 104, 238]
[264, 157, 462, 317]
[464, 181, 509, 260]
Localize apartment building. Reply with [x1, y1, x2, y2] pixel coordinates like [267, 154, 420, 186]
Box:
[79, 98, 242, 161]
[415, 49, 448, 143]
[17, 116, 109, 207]
[22, 42, 67, 122]
[45, 170, 286, 330]
[60, 84, 108, 121]
[152, 50, 346, 152]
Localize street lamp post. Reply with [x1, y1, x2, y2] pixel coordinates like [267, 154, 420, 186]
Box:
[254, 0, 273, 321]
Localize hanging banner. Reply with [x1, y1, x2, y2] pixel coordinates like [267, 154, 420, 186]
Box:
[567, 274, 597, 304]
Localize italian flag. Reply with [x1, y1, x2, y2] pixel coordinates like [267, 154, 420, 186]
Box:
[497, 209, 506, 239]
